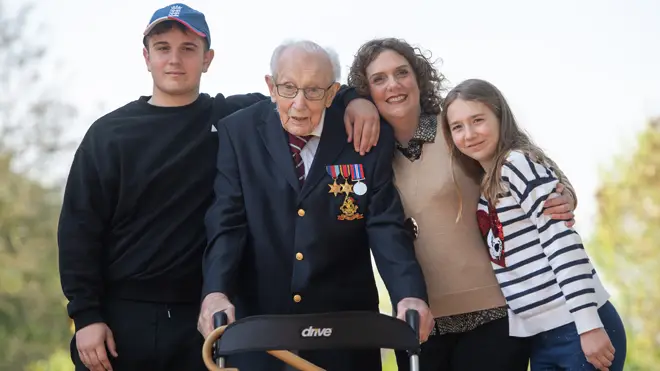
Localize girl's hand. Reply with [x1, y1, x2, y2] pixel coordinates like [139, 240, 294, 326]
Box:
[580, 328, 615, 370]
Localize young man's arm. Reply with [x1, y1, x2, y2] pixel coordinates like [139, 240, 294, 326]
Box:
[58, 127, 120, 369]
[58, 129, 116, 330]
[222, 92, 270, 116]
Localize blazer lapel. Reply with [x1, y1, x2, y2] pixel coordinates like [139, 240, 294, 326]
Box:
[257, 106, 301, 192]
[299, 106, 346, 201]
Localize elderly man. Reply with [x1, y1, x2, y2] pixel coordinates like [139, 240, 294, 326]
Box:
[198, 40, 433, 370]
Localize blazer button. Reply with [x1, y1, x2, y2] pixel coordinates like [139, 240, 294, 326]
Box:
[297, 209, 305, 217]
[295, 252, 304, 260]
[293, 294, 302, 303]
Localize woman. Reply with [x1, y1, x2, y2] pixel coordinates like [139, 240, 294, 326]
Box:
[347, 38, 577, 371]
[441, 78, 626, 371]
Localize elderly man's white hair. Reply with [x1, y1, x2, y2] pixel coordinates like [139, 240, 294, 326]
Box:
[269, 39, 342, 82]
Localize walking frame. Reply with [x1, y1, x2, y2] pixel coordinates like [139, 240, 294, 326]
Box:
[202, 309, 422, 371]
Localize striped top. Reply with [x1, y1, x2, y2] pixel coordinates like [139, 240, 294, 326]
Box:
[477, 150, 609, 337]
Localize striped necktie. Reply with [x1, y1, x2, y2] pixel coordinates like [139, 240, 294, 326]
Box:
[287, 133, 313, 186]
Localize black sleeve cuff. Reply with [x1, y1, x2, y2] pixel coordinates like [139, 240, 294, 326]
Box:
[201, 281, 232, 302]
[391, 289, 429, 308]
[72, 309, 104, 332]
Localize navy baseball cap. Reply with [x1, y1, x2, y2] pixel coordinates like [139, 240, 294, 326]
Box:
[143, 3, 211, 47]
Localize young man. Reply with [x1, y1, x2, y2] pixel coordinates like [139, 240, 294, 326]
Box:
[57, 4, 380, 371]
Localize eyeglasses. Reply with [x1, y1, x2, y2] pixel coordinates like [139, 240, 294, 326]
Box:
[275, 82, 335, 101]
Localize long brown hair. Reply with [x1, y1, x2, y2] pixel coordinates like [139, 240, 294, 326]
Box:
[441, 79, 564, 208]
[347, 38, 447, 115]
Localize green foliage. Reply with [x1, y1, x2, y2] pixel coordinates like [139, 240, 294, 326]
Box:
[375, 265, 399, 369]
[589, 118, 660, 370]
[24, 349, 72, 371]
[382, 349, 398, 371]
[0, 153, 73, 370]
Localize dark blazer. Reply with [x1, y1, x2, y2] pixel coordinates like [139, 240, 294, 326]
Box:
[203, 99, 428, 370]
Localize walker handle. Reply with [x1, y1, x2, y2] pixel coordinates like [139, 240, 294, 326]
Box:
[213, 311, 228, 367]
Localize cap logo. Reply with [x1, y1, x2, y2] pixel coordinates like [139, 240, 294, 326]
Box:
[168, 5, 182, 17]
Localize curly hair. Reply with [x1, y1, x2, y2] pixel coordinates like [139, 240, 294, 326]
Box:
[347, 38, 448, 115]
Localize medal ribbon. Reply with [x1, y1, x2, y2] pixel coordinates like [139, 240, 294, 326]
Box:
[339, 165, 351, 180]
[350, 164, 365, 181]
[325, 165, 340, 178]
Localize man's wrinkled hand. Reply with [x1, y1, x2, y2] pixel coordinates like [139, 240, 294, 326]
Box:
[543, 182, 576, 227]
[197, 292, 235, 338]
[76, 322, 118, 371]
[344, 98, 380, 155]
[396, 297, 434, 343]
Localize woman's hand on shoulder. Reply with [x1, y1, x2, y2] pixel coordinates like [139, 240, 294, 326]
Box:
[344, 98, 380, 155]
[542, 182, 576, 227]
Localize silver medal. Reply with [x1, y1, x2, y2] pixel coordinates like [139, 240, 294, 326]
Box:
[353, 181, 367, 196]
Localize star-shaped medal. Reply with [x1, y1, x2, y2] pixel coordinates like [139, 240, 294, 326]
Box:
[340, 180, 353, 195]
[328, 180, 342, 196]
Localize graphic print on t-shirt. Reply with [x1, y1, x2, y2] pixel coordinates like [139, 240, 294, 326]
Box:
[477, 206, 506, 267]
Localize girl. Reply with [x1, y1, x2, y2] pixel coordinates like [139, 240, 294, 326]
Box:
[441, 78, 627, 370]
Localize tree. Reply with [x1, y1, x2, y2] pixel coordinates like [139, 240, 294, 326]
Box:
[0, 1, 77, 369]
[0, 1, 76, 176]
[589, 117, 660, 370]
[0, 155, 72, 370]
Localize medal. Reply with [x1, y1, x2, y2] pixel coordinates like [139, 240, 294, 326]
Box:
[339, 165, 353, 195]
[350, 164, 367, 196]
[353, 182, 367, 196]
[326, 165, 341, 196]
[337, 195, 364, 221]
